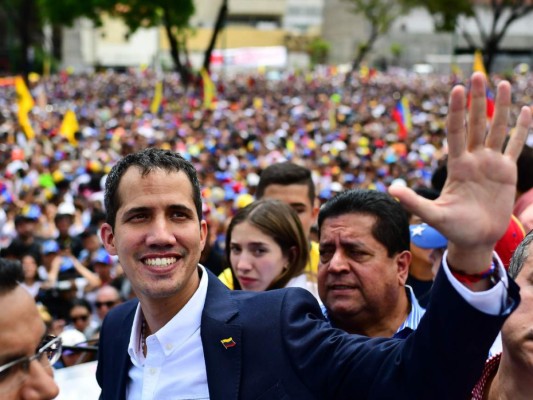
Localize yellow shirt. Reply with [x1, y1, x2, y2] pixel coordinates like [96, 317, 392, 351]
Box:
[218, 241, 319, 290]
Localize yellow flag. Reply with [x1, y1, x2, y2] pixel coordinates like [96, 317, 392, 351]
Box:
[286, 138, 295, 153]
[150, 80, 163, 114]
[15, 76, 35, 140]
[59, 110, 79, 147]
[473, 50, 487, 76]
[253, 97, 263, 110]
[200, 68, 215, 110]
[360, 63, 369, 79]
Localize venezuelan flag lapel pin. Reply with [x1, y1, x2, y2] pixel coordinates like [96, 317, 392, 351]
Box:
[220, 337, 236, 349]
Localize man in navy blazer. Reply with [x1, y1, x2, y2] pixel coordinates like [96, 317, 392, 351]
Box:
[97, 73, 531, 399]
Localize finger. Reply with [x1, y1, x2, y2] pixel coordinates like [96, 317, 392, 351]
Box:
[388, 185, 441, 226]
[466, 72, 488, 151]
[485, 81, 511, 151]
[504, 106, 532, 161]
[446, 85, 467, 160]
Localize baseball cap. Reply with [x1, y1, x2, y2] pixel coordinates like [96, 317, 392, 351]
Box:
[59, 329, 87, 356]
[42, 240, 60, 255]
[410, 218, 524, 271]
[17, 204, 41, 221]
[494, 215, 526, 269]
[234, 193, 254, 210]
[92, 248, 113, 265]
[410, 223, 448, 249]
[57, 202, 76, 216]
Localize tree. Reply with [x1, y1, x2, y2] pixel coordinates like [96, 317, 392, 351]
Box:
[307, 37, 331, 67]
[342, 0, 412, 80]
[202, 0, 228, 73]
[406, 0, 533, 73]
[2, 0, 43, 77]
[101, 0, 196, 85]
[38, 0, 105, 69]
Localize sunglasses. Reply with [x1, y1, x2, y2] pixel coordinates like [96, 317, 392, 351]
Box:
[95, 301, 117, 309]
[70, 315, 89, 323]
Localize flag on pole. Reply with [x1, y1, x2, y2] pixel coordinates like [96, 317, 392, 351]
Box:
[59, 110, 79, 147]
[150, 80, 163, 115]
[473, 50, 487, 76]
[391, 96, 411, 140]
[0, 77, 16, 86]
[468, 50, 495, 119]
[15, 76, 35, 140]
[200, 68, 216, 110]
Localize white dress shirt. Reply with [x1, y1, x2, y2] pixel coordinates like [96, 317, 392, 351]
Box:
[443, 250, 510, 315]
[126, 265, 210, 400]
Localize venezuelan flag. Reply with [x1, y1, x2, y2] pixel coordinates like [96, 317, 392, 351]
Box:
[391, 96, 411, 140]
[200, 68, 216, 110]
[468, 50, 495, 119]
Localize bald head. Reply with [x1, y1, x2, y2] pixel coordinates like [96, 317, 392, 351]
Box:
[95, 286, 121, 320]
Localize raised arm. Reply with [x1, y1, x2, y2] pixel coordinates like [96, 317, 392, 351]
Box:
[389, 72, 531, 289]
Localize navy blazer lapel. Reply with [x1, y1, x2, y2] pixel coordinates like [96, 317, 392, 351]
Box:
[201, 272, 242, 400]
[110, 302, 137, 399]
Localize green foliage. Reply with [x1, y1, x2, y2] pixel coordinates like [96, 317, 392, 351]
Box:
[343, 0, 412, 34]
[342, 0, 412, 74]
[102, 0, 195, 32]
[390, 42, 403, 58]
[37, 0, 105, 26]
[307, 37, 330, 66]
[401, 0, 474, 31]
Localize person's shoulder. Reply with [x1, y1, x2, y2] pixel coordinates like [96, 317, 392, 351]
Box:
[229, 286, 320, 310]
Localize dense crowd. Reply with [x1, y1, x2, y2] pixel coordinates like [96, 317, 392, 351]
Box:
[1, 66, 533, 348]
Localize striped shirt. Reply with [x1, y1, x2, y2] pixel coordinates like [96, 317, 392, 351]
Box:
[321, 285, 426, 338]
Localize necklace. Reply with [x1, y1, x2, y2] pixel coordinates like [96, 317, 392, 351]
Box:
[141, 319, 147, 355]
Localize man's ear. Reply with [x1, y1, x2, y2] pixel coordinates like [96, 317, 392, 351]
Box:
[311, 198, 320, 222]
[100, 223, 117, 256]
[199, 219, 208, 252]
[396, 251, 412, 286]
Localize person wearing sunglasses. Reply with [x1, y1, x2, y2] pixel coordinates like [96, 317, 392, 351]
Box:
[66, 298, 98, 340]
[0, 257, 62, 399]
[94, 285, 121, 324]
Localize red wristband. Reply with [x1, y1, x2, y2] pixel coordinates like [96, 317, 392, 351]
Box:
[449, 260, 498, 285]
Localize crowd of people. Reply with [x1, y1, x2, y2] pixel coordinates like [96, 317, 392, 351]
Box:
[1, 67, 533, 399]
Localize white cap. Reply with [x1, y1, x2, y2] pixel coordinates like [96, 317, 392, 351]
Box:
[57, 202, 76, 215]
[330, 182, 343, 193]
[59, 329, 86, 347]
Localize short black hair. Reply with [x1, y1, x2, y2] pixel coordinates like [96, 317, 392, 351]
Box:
[0, 258, 24, 294]
[318, 189, 410, 257]
[104, 148, 203, 229]
[256, 162, 315, 205]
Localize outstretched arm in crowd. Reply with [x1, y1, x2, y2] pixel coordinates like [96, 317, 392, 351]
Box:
[45, 254, 102, 290]
[390, 72, 532, 291]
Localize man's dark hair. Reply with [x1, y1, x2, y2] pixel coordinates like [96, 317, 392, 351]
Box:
[104, 148, 203, 229]
[508, 229, 533, 279]
[318, 189, 410, 257]
[0, 258, 24, 294]
[69, 298, 93, 315]
[256, 162, 315, 205]
[517, 144, 533, 195]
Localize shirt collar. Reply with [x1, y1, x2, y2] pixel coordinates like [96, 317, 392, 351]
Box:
[321, 285, 426, 336]
[395, 285, 426, 334]
[127, 264, 209, 363]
